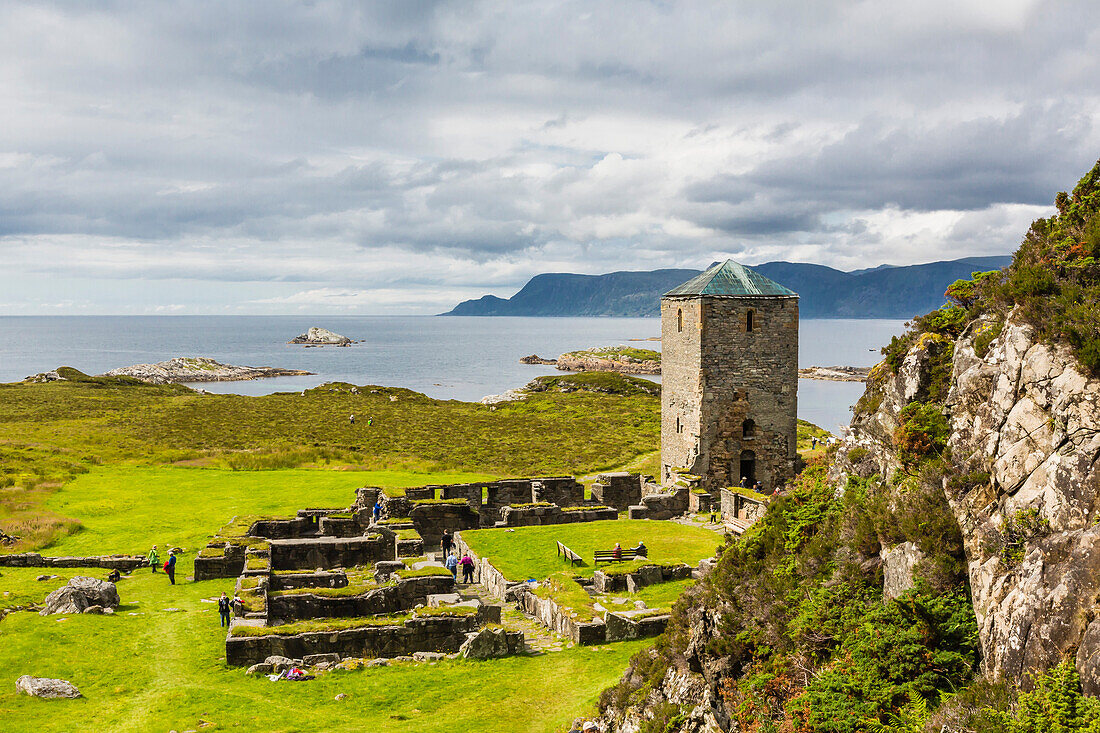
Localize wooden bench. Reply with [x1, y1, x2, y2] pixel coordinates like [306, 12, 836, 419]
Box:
[556, 541, 583, 566]
[724, 516, 754, 535]
[593, 549, 644, 566]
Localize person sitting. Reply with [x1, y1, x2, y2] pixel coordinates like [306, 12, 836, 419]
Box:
[740, 475, 751, 489]
[107, 568, 121, 583]
[612, 542, 622, 561]
[633, 541, 647, 558]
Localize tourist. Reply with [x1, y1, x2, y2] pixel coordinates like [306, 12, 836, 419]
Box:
[166, 550, 177, 585]
[445, 552, 458, 579]
[811, 436, 818, 449]
[372, 501, 382, 523]
[440, 530, 454, 558]
[367, 416, 373, 427]
[740, 476, 751, 489]
[612, 542, 622, 561]
[633, 541, 647, 558]
[460, 552, 475, 583]
[349, 414, 355, 425]
[709, 508, 717, 523]
[107, 568, 121, 583]
[218, 592, 232, 627]
[148, 545, 159, 573]
[753, 480, 764, 494]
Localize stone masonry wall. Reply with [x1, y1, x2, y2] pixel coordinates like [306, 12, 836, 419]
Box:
[661, 294, 798, 491]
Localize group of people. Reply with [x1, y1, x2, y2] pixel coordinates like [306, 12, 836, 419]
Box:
[739, 476, 765, 494]
[810, 435, 835, 450]
[440, 530, 477, 583]
[349, 414, 373, 426]
[147, 545, 178, 584]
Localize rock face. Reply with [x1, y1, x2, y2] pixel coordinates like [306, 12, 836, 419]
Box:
[288, 327, 352, 346]
[16, 675, 82, 699]
[459, 626, 524, 659]
[39, 576, 120, 616]
[557, 348, 661, 375]
[945, 314, 1100, 692]
[881, 541, 924, 601]
[103, 357, 312, 384]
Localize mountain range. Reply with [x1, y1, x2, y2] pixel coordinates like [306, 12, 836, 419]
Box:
[441, 255, 1012, 319]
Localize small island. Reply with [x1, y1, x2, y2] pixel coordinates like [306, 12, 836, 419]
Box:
[520, 345, 661, 375]
[798, 365, 870, 382]
[287, 327, 352, 346]
[101, 357, 313, 384]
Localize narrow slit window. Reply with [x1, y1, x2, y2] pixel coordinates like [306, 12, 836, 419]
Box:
[746, 309, 755, 332]
[677, 308, 683, 333]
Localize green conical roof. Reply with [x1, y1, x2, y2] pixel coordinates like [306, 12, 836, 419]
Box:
[662, 260, 797, 297]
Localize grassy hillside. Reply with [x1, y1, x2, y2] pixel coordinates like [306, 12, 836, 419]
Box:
[0, 373, 658, 551]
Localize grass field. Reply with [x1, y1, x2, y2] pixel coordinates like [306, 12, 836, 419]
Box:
[460, 520, 722, 581]
[0, 566, 643, 732]
[37, 466, 492, 558]
[0, 374, 658, 550]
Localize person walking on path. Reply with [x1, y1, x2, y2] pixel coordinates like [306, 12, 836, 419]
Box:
[166, 550, 177, 585]
[218, 592, 232, 627]
[148, 545, 159, 573]
[445, 552, 458, 579]
[460, 553, 475, 584]
[440, 530, 454, 559]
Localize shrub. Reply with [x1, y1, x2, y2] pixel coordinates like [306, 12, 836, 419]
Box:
[983, 657, 1100, 732]
[973, 319, 1004, 358]
[847, 447, 870, 464]
[892, 403, 950, 467]
[990, 507, 1050, 566]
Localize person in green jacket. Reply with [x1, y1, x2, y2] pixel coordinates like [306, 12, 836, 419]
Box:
[148, 545, 159, 574]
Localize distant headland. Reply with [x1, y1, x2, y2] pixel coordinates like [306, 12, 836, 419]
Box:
[442, 255, 1011, 318]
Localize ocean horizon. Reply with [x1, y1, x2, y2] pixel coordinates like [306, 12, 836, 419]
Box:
[0, 315, 904, 432]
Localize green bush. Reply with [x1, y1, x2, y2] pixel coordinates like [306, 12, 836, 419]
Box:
[983, 657, 1100, 732]
[847, 447, 870, 463]
[892, 403, 950, 466]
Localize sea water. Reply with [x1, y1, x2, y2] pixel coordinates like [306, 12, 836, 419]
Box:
[0, 316, 904, 432]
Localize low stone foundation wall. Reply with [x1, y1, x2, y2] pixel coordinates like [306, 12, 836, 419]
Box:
[409, 502, 481, 548]
[604, 611, 669, 642]
[517, 589, 606, 645]
[688, 490, 716, 514]
[638, 487, 689, 520]
[591, 472, 643, 511]
[269, 570, 348, 591]
[267, 574, 455, 623]
[499, 505, 618, 527]
[225, 615, 480, 666]
[317, 516, 361, 537]
[268, 535, 393, 571]
[592, 563, 692, 593]
[453, 533, 516, 599]
[719, 489, 767, 522]
[0, 553, 147, 571]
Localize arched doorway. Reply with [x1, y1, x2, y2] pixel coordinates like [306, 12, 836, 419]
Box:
[738, 450, 756, 486]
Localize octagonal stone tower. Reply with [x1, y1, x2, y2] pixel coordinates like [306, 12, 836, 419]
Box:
[660, 260, 799, 491]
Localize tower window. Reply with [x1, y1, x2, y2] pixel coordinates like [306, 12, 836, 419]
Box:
[742, 418, 755, 438]
[746, 309, 755, 332]
[675, 416, 683, 433]
[677, 308, 683, 333]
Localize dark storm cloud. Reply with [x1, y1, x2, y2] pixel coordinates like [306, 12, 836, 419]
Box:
[1, 0, 1100, 313]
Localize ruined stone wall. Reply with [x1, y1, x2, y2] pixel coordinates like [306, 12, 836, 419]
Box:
[591, 472, 643, 510]
[267, 574, 455, 623]
[661, 295, 798, 491]
[268, 535, 393, 571]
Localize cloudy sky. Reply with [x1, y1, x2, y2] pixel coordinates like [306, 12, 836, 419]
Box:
[2, 1, 1099, 314]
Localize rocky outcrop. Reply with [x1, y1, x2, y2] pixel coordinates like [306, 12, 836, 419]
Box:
[103, 357, 312, 384]
[15, 675, 82, 699]
[288, 327, 352, 346]
[39, 576, 119, 615]
[881, 541, 924, 601]
[557, 347, 661, 375]
[945, 314, 1100, 691]
[519, 354, 557, 365]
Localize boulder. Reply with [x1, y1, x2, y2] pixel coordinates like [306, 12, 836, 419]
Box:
[15, 675, 82, 699]
[246, 663, 273, 676]
[302, 653, 340, 667]
[288, 327, 352, 346]
[881, 541, 924, 601]
[264, 655, 300, 673]
[412, 651, 446, 662]
[82, 605, 105, 615]
[39, 576, 119, 616]
[459, 627, 513, 659]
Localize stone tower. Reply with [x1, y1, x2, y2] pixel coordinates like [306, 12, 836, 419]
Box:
[660, 260, 799, 491]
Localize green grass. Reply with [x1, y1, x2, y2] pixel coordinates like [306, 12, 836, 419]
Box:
[0, 566, 644, 732]
[40, 466, 491, 559]
[460, 520, 720, 581]
[0, 377, 657, 550]
[562, 346, 661, 362]
[630, 578, 694, 609]
[533, 572, 600, 622]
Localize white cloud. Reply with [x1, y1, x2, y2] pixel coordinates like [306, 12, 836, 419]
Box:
[0, 0, 1097, 314]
